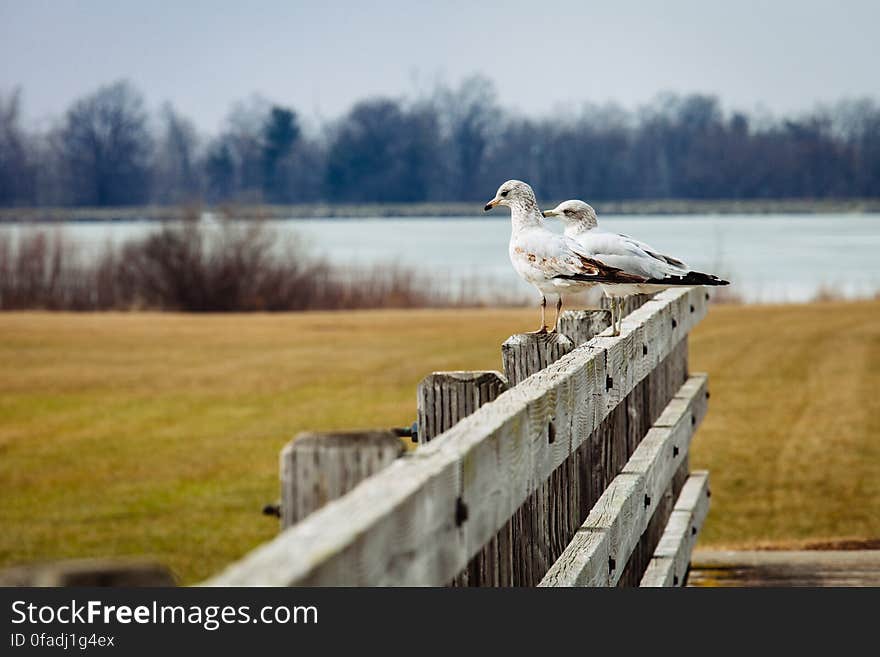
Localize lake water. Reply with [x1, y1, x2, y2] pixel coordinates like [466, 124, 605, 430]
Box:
[3, 213, 880, 303]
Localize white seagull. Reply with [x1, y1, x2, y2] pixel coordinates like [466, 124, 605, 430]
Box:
[542, 199, 729, 334]
[484, 181, 646, 333]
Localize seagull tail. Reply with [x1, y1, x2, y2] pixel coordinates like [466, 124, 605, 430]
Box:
[648, 271, 730, 286]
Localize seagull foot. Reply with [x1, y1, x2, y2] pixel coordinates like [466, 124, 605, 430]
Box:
[527, 326, 549, 335]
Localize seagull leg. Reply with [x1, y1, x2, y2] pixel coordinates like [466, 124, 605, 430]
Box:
[617, 298, 623, 335]
[607, 296, 615, 335]
[529, 295, 549, 334]
[551, 295, 563, 333]
[612, 298, 621, 336]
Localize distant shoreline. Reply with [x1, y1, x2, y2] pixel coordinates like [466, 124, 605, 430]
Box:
[2, 198, 880, 223]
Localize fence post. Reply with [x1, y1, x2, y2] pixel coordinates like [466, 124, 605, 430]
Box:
[556, 297, 653, 347]
[415, 371, 508, 586]
[416, 371, 508, 445]
[280, 430, 404, 529]
[556, 309, 610, 346]
[501, 332, 575, 386]
[486, 299, 651, 585]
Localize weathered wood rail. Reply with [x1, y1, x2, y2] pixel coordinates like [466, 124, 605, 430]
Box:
[205, 287, 713, 587]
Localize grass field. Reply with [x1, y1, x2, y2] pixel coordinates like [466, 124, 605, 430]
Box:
[1, 300, 878, 583]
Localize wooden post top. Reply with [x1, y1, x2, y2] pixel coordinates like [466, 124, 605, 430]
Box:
[416, 371, 509, 444]
[501, 331, 575, 386]
[418, 371, 509, 386]
[290, 430, 405, 450]
[557, 309, 611, 346]
[281, 430, 405, 528]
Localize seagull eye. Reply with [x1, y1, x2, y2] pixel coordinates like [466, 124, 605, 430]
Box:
[501, 191, 508, 197]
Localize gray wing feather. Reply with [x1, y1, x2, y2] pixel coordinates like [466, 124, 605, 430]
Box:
[572, 232, 688, 280]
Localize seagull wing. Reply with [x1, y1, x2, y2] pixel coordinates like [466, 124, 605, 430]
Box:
[616, 233, 688, 268]
[514, 230, 648, 284]
[573, 231, 729, 286]
[571, 231, 689, 280]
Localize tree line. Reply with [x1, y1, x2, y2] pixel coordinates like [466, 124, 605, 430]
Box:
[1, 76, 879, 207]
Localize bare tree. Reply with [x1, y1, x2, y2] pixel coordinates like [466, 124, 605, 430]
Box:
[261, 106, 300, 202]
[203, 96, 270, 202]
[3, 80, 880, 208]
[435, 75, 501, 200]
[324, 98, 440, 202]
[0, 88, 34, 205]
[152, 103, 201, 204]
[226, 95, 270, 200]
[57, 80, 153, 205]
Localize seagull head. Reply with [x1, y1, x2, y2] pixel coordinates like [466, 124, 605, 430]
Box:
[542, 200, 598, 231]
[484, 180, 538, 213]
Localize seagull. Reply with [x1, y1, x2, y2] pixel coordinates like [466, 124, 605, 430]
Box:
[484, 180, 645, 333]
[542, 199, 729, 335]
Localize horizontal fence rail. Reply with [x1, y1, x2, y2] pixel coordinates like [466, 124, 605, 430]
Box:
[205, 287, 709, 586]
[640, 471, 711, 587]
[538, 374, 707, 586]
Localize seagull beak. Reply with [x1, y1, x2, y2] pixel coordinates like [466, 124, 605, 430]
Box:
[484, 197, 501, 212]
[541, 209, 559, 218]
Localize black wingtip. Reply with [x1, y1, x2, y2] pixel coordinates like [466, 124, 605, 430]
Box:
[647, 271, 730, 286]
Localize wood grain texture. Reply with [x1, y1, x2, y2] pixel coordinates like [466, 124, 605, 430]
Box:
[640, 471, 711, 587]
[280, 431, 405, 528]
[617, 372, 707, 586]
[205, 288, 707, 587]
[557, 310, 610, 347]
[539, 374, 708, 587]
[415, 371, 509, 584]
[417, 371, 508, 444]
[616, 460, 688, 587]
[498, 331, 573, 586]
[453, 305, 689, 585]
[501, 332, 574, 387]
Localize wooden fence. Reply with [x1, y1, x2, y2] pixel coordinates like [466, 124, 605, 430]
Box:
[204, 286, 712, 587]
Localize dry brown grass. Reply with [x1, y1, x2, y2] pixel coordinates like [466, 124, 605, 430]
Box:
[0, 308, 538, 583]
[689, 299, 880, 549]
[0, 300, 878, 582]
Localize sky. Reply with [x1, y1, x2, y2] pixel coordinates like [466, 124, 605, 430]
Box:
[1, 0, 879, 132]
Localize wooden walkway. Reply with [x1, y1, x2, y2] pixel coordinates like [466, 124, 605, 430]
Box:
[688, 550, 880, 586]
